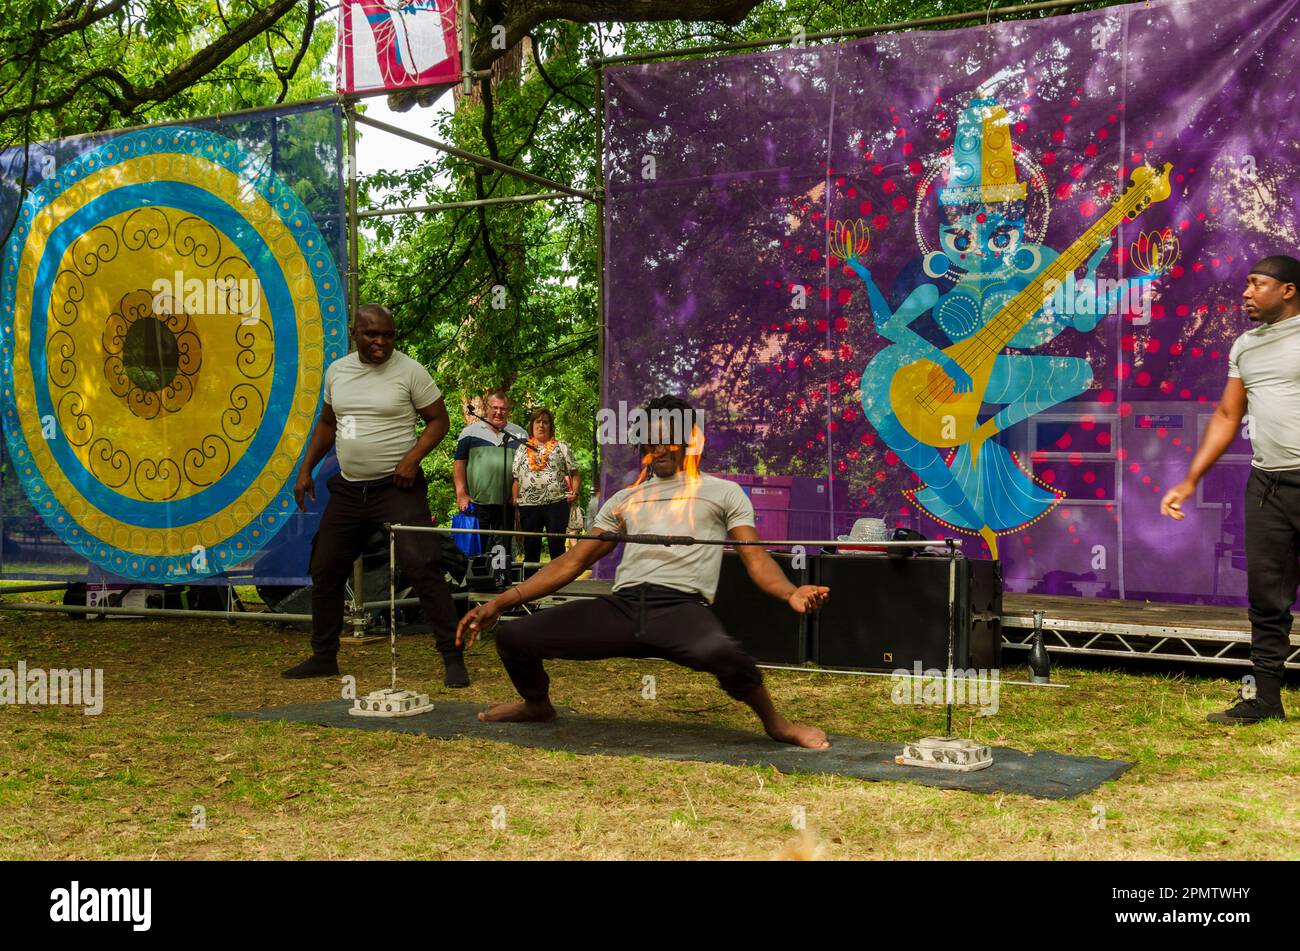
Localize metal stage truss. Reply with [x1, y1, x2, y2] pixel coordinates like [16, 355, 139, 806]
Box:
[1000, 594, 1300, 671]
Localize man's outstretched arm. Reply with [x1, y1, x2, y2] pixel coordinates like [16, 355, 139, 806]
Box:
[456, 532, 618, 648]
[729, 524, 829, 613]
[1160, 378, 1248, 520]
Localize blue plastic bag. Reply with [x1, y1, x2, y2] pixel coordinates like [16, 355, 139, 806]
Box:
[451, 512, 482, 557]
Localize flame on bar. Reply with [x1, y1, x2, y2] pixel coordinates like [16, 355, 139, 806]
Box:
[623, 425, 707, 533]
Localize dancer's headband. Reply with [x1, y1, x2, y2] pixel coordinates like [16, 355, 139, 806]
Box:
[1248, 255, 1300, 288]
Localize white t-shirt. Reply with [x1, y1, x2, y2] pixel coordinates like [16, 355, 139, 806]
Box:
[592, 472, 755, 602]
[322, 350, 442, 481]
[1227, 314, 1300, 471]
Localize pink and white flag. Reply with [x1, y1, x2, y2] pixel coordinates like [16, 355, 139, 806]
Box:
[338, 0, 460, 95]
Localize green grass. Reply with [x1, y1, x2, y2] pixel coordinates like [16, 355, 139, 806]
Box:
[0, 603, 1297, 859]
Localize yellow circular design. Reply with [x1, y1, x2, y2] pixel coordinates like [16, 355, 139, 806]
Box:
[2, 128, 346, 577]
[12, 155, 317, 552]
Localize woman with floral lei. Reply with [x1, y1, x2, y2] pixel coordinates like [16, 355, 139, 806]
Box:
[511, 407, 580, 574]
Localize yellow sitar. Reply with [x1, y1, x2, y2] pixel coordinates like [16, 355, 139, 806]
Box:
[889, 163, 1173, 447]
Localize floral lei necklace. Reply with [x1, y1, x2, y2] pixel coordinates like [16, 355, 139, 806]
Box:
[526, 437, 558, 472]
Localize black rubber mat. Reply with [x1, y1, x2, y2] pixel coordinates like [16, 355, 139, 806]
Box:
[228, 700, 1130, 799]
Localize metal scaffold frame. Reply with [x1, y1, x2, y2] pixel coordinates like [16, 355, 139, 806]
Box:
[1001, 613, 1300, 671]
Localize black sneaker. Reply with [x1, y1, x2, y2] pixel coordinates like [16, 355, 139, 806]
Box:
[281, 656, 340, 679]
[1206, 696, 1286, 724]
[441, 651, 470, 689]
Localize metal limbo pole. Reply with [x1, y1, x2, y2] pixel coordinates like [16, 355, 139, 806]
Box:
[347, 522, 432, 718]
[388, 523, 954, 550]
[946, 546, 957, 737]
[343, 95, 369, 637]
[896, 544, 994, 772]
[390, 523, 398, 690]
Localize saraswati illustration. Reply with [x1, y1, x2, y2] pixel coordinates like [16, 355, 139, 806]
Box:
[841, 96, 1172, 557]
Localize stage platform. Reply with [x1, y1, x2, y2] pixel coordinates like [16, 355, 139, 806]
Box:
[477, 580, 1300, 672]
[1001, 593, 1299, 671]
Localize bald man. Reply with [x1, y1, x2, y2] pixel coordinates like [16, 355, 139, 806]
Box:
[284, 304, 468, 687]
[1161, 256, 1300, 723]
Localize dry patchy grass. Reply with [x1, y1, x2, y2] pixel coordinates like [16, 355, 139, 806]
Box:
[1, 599, 1297, 860]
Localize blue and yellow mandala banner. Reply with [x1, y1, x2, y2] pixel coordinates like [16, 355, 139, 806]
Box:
[1, 104, 347, 583]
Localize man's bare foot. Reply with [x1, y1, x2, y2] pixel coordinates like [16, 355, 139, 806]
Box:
[742, 686, 830, 749]
[477, 700, 557, 723]
[764, 718, 831, 749]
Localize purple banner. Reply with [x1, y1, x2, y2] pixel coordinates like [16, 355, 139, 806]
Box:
[600, 0, 1300, 603]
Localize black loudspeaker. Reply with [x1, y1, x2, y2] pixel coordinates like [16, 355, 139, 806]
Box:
[811, 555, 1002, 672]
[465, 554, 512, 592]
[711, 550, 808, 664]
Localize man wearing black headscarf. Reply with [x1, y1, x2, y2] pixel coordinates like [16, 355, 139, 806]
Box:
[1161, 255, 1300, 723]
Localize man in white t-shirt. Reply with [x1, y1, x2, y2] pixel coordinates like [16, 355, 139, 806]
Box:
[456, 395, 832, 749]
[1161, 256, 1300, 723]
[283, 305, 467, 687]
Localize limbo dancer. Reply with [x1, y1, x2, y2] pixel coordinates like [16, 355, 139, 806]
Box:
[284, 304, 468, 688]
[456, 395, 831, 748]
[1160, 256, 1300, 723]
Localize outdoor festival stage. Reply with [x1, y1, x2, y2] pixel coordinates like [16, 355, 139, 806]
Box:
[477, 580, 1300, 672]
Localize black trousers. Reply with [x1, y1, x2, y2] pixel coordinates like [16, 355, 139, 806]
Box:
[309, 473, 459, 658]
[493, 583, 764, 703]
[1244, 467, 1300, 703]
[518, 499, 569, 563]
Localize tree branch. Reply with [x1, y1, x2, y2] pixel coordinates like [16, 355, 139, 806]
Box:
[276, 0, 317, 103]
[526, 31, 594, 118]
[471, 0, 764, 69]
[0, 0, 311, 130]
[0, 0, 130, 45]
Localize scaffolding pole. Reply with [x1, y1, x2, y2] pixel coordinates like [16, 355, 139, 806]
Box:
[597, 0, 1099, 66]
[460, 0, 475, 97]
[357, 191, 581, 216]
[593, 57, 607, 504]
[352, 112, 596, 201]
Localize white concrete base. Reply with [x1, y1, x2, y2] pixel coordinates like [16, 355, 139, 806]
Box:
[348, 688, 433, 718]
[896, 736, 993, 771]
